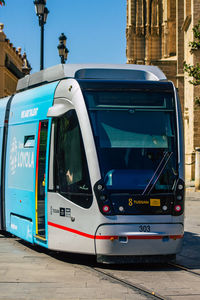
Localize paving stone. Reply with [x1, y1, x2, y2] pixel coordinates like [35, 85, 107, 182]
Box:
[0, 193, 200, 299]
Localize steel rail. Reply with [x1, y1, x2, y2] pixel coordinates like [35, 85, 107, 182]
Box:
[92, 267, 170, 300]
[168, 262, 200, 277]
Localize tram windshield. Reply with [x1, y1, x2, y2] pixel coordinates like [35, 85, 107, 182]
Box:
[82, 81, 178, 194]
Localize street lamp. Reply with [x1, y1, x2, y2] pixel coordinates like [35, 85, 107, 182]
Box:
[34, 0, 49, 70]
[57, 33, 69, 64]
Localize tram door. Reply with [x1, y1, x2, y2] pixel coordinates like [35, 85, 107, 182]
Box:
[35, 120, 48, 238]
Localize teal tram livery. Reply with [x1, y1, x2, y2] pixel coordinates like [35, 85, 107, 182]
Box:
[0, 64, 184, 263]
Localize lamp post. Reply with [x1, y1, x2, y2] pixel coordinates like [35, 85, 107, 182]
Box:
[34, 0, 49, 70]
[57, 33, 69, 64]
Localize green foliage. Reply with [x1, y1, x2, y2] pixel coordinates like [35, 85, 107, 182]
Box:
[184, 62, 200, 86]
[184, 20, 200, 87]
[195, 96, 200, 106]
[189, 20, 200, 52]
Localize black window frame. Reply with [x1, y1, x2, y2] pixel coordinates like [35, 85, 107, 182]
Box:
[79, 80, 179, 194]
[51, 110, 93, 209]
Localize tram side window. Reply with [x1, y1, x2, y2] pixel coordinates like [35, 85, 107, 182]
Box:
[24, 135, 35, 148]
[54, 110, 92, 208]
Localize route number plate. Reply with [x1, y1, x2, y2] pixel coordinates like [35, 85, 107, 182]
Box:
[139, 225, 151, 232]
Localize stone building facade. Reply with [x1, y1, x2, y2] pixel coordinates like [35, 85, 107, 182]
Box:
[126, 0, 200, 181]
[0, 23, 31, 98]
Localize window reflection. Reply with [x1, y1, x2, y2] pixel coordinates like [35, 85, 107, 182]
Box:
[54, 110, 92, 208]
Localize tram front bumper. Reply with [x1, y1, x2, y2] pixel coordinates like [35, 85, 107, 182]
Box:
[95, 223, 183, 258]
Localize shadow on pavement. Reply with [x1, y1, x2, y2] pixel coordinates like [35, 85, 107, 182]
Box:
[5, 229, 200, 272]
[176, 231, 200, 269]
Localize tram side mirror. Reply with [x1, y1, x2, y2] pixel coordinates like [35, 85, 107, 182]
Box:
[47, 101, 73, 117]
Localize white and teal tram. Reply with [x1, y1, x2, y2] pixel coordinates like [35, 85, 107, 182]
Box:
[0, 64, 184, 263]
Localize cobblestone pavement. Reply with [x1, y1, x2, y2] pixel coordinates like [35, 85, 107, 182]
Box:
[0, 191, 199, 300]
[177, 191, 200, 269]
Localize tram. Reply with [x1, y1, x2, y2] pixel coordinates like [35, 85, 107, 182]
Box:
[0, 64, 184, 263]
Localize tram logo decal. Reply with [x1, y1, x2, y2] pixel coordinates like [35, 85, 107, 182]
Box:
[50, 206, 71, 218]
[10, 137, 17, 175]
[10, 136, 34, 175]
[21, 107, 38, 119]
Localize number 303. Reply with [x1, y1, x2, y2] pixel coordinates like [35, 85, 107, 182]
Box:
[139, 225, 151, 232]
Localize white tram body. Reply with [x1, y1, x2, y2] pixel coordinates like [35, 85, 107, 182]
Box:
[0, 64, 184, 263]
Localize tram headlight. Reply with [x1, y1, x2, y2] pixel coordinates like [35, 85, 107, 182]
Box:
[172, 179, 185, 216]
[94, 180, 113, 215]
[103, 205, 110, 213]
[119, 206, 125, 212]
[97, 184, 104, 191]
[177, 184, 184, 190]
[162, 205, 168, 211]
[99, 195, 107, 201]
[174, 205, 182, 212]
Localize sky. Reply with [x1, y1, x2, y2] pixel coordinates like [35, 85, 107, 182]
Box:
[0, 0, 127, 73]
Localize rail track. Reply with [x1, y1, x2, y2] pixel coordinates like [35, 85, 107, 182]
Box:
[87, 260, 200, 300]
[168, 262, 200, 277]
[91, 266, 170, 300]
[3, 234, 200, 299]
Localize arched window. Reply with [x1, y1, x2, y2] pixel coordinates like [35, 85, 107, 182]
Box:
[136, 0, 144, 26]
[150, 0, 159, 27]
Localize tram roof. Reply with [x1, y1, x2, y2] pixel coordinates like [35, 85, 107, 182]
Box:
[16, 64, 167, 92]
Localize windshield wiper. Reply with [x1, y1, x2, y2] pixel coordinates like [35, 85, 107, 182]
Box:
[142, 152, 173, 195]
